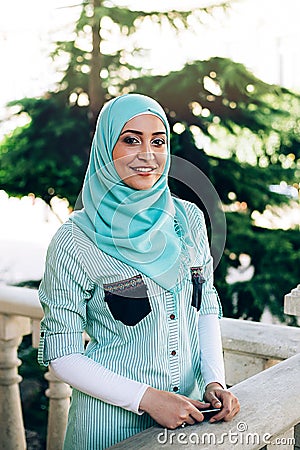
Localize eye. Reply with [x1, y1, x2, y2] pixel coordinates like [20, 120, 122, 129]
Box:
[123, 136, 140, 145]
[152, 137, 166, 146]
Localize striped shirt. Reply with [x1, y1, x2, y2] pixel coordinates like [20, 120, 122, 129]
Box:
[38, 199, 222, 449]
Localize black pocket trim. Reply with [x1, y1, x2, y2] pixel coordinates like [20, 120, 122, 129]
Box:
[104, 275, 151, 326]
[191, 267, 205, 311]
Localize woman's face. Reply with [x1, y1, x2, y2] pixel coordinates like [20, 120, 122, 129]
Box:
[112, 114, 168, 190]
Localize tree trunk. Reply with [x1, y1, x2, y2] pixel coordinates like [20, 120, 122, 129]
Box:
[89, 0, 105, 132]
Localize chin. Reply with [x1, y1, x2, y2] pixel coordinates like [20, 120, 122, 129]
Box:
[125, 176, 159, 190]
[130, 182, 155, 191]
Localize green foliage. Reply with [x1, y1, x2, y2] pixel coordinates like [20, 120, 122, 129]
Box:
[0, 96, 90, 205]
[53, 1, 232, 117]
[220, 213, 300, 323]
[209, 156, 294, 212]
[169, 129, 300, 323]
[122, 57, 300, 137]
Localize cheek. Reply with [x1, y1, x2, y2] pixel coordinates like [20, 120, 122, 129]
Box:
[112, 146, 125, 164]
[157, 152, 168, 170]
[112, 148, 132, 174]
[113, 159, 130, 180]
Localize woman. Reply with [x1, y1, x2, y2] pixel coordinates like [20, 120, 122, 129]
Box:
[38, 93, 239, 449]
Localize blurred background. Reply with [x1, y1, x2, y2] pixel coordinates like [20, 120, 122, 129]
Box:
[0, 0, 299, 446]
[1, 0, 299, 320]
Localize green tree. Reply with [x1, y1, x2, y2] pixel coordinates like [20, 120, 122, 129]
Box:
[0, 96, 90, 206]
[54, 0, 231, 128]
[1, 1, 299, 322]
[1, 1, 232, 204]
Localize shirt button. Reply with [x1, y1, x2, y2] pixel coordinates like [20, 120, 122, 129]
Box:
[170, 314, 175, 320]
[173, 386, 179, 392]
[171, 350, 176, 356]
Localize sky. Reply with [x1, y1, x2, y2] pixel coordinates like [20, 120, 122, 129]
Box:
[1, 0, 300, 135]
[0, 1, 79, 109]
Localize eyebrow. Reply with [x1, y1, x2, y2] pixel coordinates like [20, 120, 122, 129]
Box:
[120, 129, 166, 136]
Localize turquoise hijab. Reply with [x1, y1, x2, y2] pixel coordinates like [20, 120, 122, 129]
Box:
[71, 93, 190, 290]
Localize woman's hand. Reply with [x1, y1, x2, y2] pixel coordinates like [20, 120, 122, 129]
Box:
[139, 387, 211, 429]
[203, 382, 240, 423]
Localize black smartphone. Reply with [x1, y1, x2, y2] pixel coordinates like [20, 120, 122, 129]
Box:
[201, 407, 221, 420]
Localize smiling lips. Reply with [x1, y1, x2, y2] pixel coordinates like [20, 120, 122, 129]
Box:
[130, 166, 157, 174]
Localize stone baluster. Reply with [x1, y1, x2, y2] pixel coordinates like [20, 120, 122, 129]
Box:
[0, 314, 31, 450]
[31, 319, 41, 349]
[284, 284, 300, 450]
[45, 365, 72, 450]
[284, 284, 300, 318]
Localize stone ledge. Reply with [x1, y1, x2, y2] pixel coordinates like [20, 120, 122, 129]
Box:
[0, 285, 42, 319]
[220, 318, 300, 360]
[110, 353, 300, 449]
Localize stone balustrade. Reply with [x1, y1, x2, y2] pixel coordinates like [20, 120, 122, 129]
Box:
[220, 317, 300, 386]
[0, 285, 71, 450]
[285, 284, 300, 317]
[0, 284, 299, 450]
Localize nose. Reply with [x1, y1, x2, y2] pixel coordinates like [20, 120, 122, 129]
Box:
[137, 142, 155, 161]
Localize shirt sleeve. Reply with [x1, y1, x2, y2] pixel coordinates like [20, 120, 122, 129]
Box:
[198, 314, 226, 388]
[50, 354, 150, 415]
[38, 224, 94, 366]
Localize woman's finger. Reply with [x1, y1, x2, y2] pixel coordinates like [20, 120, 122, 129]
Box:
[204, 391, 222, 409]
[209, 396, 240, 422]
[185, 402, 207, 424]
[183, 415, 196, 426]
[188, 398, 211, 410]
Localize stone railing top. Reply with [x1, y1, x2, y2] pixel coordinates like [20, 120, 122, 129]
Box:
[0, 284, 42, 320]
[220, 317, 300, 360]
[110, 353, 300, 449]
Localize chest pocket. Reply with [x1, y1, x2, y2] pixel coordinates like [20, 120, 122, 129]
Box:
[103, 275, 151, 326]
[191, 267, 205, 311]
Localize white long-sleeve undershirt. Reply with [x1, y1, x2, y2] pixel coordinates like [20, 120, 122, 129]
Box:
[198, 314, 226, 388]
[50, 314, 225, 415]
[51, 353, 149, 415]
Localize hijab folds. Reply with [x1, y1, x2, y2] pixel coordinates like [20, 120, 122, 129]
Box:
[71, 93, 191, 290]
